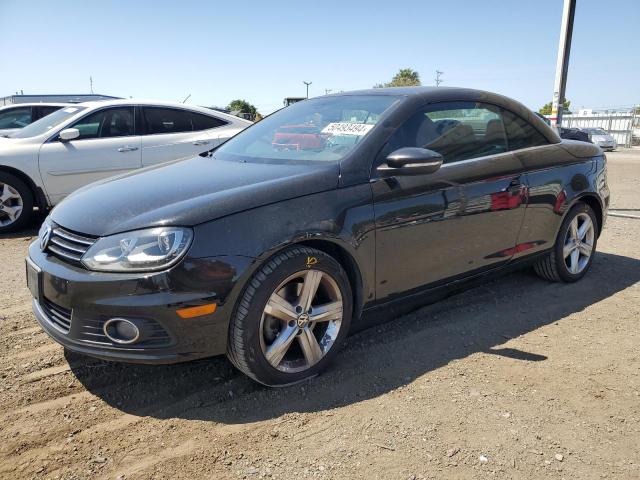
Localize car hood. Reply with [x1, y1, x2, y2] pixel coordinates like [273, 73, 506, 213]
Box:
[50, 155, 340, 237]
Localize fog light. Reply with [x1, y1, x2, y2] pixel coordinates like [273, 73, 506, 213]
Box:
[103, 318, 141, 344]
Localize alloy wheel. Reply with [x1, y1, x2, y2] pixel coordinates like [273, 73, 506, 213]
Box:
[0, 182, 23, 227]
[259, 269, 344, 373]
[563, 212, 595, 274]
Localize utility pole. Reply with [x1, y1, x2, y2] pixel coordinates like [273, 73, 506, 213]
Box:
[303, 81, 312, 99]
[89, 76, 94, 94]
[435, 70, 443, 87]
[550, 0, 576, 128]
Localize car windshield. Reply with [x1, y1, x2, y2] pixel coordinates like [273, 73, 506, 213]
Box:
[9, 106, 86, 138]
[215, 95, 401, 163]
[584, 128, 608, 135]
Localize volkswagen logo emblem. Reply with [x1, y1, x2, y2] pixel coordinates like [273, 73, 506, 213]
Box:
[40, 225, 52, 251]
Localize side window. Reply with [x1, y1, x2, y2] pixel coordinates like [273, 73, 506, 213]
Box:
[0, 107, 32, 129]
[501, 110, 549, 150]
[38, 106, 63, 119]
[384, 102, 508, 164]
[191, 112, 228, 131]
[143, 107, 193, 134]
[71, 107, 135, 139]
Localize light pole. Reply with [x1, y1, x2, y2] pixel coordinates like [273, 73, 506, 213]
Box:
[550, 0, 576, 128]
[303, 81, 312, 99]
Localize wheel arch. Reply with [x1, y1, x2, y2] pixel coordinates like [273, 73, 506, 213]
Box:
[0, 164, 48, 210]
[572, 193, 604, 237]
[295, 238, 365, 323]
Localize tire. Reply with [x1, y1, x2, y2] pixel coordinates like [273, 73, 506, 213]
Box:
[227, 246, 352, 387]
[0, 172, 33, 234]
[534, 202, 598, 282]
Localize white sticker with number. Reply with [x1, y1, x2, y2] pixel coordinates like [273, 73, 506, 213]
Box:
[321, 122, 374, 136]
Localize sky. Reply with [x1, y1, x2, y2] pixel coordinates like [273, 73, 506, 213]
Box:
[1, 0, 638, 114]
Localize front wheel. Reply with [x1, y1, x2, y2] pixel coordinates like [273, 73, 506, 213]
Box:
[227, 246, 352, 387]
[0, 172, 33, 233]
[534, 202, 598, 282]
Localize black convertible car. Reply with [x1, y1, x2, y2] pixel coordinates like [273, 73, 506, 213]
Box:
[27, 87, 609, 386]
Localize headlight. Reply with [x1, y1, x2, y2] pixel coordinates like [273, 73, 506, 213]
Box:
[82, 227, 193, 272]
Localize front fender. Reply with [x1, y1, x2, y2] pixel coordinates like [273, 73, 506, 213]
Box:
[190, 183, 377, 312]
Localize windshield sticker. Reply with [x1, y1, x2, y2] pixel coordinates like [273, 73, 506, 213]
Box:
[63, 107, 79, 113]
[321, 122, 374, 136]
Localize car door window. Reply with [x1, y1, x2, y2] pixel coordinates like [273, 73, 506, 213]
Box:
[143, 107, 194, 134]
[38, 106, 63, 119]
[71, 107, 135, 139]
[501, 109, 549, 150]
[191, 112, 228, 131]
[384, 102, 508, 164]
[0, 107, 32, 129]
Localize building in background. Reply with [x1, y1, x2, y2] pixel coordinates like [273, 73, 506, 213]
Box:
[0, 93, 120, 106]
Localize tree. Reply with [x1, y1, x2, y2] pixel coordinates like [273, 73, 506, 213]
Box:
[374, 68, 421, 88]
[227, 99, 258, 120]
[539, 99, 571, 115]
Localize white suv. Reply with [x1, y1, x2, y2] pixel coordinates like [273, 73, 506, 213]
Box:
[0, 99, 251, 232]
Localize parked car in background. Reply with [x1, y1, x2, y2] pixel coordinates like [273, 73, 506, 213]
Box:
[272, 124, 327, 150]
[580, 128, 617, 151]
[0, 100, 251, 232]
[27, 87, 609, 386]
[0, 103, 68, 137]
[534, 112, 590, 143]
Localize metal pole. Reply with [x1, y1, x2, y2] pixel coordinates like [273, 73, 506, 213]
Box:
[550, 0, 576, 128]
[303, 81, 312, 99]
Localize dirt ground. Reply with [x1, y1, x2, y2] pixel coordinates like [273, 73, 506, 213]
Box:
[1, 150, 639, 480]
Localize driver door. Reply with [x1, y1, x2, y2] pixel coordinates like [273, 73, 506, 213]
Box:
[372, 101, 527, 301]
[38, 106, 141, 204]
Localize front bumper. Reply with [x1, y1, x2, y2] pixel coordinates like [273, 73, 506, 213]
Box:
[27, 241, 253, 364]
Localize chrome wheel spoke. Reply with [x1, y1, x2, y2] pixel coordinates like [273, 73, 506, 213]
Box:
[569, 249, 580, 274]
[578, 242, 592, 257]
[298, 270, 323, 312]
[1, 184, 18, 203]
[569, 218, 579, 241]
[2, 204, 22, 221]
[577, 217, 592, 241]
[563, 242, 575, 259]
[264, 293, 298, 323]
[298, 328, 323, 366]
[265, 325, 298, 367]
[310, 301, 342, 323]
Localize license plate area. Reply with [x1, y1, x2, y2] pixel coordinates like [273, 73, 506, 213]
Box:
[26, 258, 41, 300]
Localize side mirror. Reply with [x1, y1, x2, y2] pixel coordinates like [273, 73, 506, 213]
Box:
[59, 128, 80, 141]
[377, 147, 443, 176]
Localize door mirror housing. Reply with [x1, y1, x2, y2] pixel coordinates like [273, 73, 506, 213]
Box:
[59, 128, 80, 141]
[378, 147, 443, 176]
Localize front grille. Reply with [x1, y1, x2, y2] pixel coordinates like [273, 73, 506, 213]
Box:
[46, 226, 95, 264]
[41, 297, 72, 333]
[77, 318, 172, 348]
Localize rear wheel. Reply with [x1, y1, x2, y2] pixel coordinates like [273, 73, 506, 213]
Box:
[227, 246, 352, 386]
[534, 202, 598, 282]
[0, 172, 33, 233]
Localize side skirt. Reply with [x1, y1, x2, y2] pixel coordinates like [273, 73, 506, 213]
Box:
[352, 250, 549, 333]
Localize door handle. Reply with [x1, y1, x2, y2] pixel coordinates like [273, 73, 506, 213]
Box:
[505, 179, 523, 195]
[117, 146, 139, 152]
[192, 140, 210, 146]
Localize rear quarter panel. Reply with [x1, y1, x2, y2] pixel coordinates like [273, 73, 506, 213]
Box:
[513, 141, 608, 259]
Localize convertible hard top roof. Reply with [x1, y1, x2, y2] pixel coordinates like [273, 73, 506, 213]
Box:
[329, 86, 560, 144]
